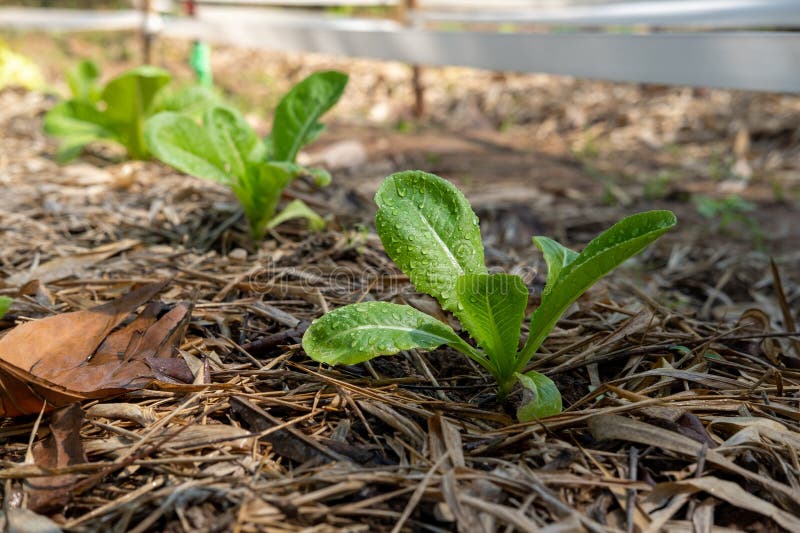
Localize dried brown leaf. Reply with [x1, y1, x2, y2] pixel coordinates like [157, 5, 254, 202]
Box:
[85, 423, 255, 457]
[6, 239, 138, 285]
[16, 279, 54, 309]
[589, 414, 800, 504]
[85, 403, 157, 426]
[649, 477, 800, 531]
[26, 403, 86, 514]
[0, 281, 193, 416]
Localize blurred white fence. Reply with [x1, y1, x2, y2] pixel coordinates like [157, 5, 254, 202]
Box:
[1, 1, 800, 92]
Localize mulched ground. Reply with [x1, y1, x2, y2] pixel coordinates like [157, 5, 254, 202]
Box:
[1, 34, 800, 531]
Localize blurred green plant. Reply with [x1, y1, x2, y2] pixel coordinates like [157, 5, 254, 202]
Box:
[44, 60, 220, 163]
[145, 70, 348, 239]
[643, 170, 674, 200]
[693, 194, 763, 244]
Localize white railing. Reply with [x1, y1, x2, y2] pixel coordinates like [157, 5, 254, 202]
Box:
[413, 0, 800, 29]
[1, 1, 800, 92]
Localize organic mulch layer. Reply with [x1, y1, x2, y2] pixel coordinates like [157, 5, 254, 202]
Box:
[2, 88, 800, 531]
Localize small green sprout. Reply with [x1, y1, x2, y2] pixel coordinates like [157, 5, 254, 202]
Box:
[145, 71, 348, 239]
[303, 171, 676, 421]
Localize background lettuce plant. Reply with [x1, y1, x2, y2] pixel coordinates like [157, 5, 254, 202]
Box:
[303, 171, 676, 420]
[44, 60, 218, 163]
[145, 70, 348, 239]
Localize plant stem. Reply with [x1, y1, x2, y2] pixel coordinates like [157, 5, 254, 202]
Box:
[496, 376, 516, 403]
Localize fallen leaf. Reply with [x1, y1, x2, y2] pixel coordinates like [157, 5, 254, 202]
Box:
[26, 403, 86, 514]
[648, 477, 800, 531]
[85, 403, 157, 426]
[709, 416, 800, 450]
[16, 279, 55, 309]
[85, 423, 255, 457]
[5, 239, 138, 285]
[588, 414, 800, 504]
[0, 281, 193, 417]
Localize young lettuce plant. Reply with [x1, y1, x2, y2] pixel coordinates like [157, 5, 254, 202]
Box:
[145, 70, 348, 239]
[0, 297, 10, 319]
[302, 171, 676, 420]
[44, 60, 219, 163]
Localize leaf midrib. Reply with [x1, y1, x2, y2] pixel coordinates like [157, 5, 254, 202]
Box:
[323, 323, 449, 344]
[284, 104, 322, 163]
[414, 207, 462, 275]
[479, 291, 502, 354]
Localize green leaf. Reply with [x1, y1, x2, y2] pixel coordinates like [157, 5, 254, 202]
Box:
[267, 198, 325, 231]
[54, 134, 100, 164]
[533, 236, 578, 296]
[519, 211, 676, 365]
[153, 84, 221, 119]
[233, 162, 298, 239]
[101, 66, 171, 121]
[43, 100, 116, 163]
[455, 273, 528, 376]
[271, 70, 348, 162]
[515, 371, 562, 421]
[205, 106, 260, 181]
[303, 122, 326, 145]
[375, 171, 486, 316]
[262, 134, 274, 161]
[66, 59, 100, 103]
[43, 100, 110, 137]
[302, 301, 479, 366]
[0, 296, 11, 319]
[145, 111, 229, 183]
[101, 66, 171, 159]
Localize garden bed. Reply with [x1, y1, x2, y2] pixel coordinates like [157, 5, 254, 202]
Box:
[1, 35, 799, 531]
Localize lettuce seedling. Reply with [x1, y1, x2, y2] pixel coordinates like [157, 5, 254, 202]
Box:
[145, 70, 348, 239]
[0, 296, 10, 319]
[44, 60, 219, 163]
[303, 171, 676, 420]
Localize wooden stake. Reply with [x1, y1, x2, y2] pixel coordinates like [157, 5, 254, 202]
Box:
[142, 0, 152, 64]
[403, 0, 424, 118]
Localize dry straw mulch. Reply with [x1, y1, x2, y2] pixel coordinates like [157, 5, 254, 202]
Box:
[1, 88, 799, 532]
